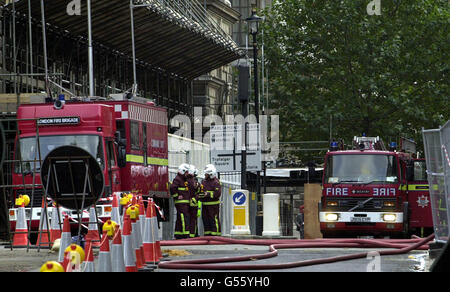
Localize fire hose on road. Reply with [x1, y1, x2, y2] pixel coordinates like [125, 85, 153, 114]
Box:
[158, 234, 435, 270]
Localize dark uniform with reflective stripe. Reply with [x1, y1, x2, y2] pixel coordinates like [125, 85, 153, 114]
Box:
[170, 173, 190, 239]
[200, 177, 222, 236]
[187, 175, 200, 238]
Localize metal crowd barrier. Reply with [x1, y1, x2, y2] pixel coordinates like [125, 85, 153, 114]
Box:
[423, 120, 450, 243]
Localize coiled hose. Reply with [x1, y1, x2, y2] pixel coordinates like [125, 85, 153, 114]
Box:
[158, 234, 434, 270]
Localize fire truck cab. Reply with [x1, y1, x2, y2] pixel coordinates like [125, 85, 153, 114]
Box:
[9, 95, 169, 230]
[319, 136, 433, 238]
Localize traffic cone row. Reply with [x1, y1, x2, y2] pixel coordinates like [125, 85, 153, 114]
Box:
[84, 197, 162, 272]
[33, 193, 162, 272]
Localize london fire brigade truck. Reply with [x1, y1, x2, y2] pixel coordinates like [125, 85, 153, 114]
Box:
[8, 95, 169, 232]
[319, 136, 433, 238]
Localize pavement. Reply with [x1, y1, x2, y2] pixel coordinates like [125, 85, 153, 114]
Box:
[0, 239, 435, 272]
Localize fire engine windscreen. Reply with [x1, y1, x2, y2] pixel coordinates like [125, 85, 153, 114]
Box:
[324, 154, 398, 184]
[15, 135, 104, 174]
[40, 145, 104, 210]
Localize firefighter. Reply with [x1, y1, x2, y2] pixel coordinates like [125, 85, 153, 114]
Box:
[199, 164, 222, 236]
[187, 164, 201, 238]
[170, 163, 191, 239]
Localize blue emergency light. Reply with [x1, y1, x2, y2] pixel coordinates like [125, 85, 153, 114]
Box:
[389, 141, 397, 151]
[330, 141, 339, 151]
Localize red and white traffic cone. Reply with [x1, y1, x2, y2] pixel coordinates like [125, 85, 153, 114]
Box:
[12, 203, 29, 247]
[85, 207, 101, 247]
[97, 231, 112, 272]
[61, 250, 71, 272]
[151, 200, 163, 260]
[50, 203, 62, 244]
[129, 209, 144, 270]
[138, 198, 146, 238]
[111, 192, 121, 227]
[111, 226, 125, 272]
[58, 216, 72, 263]
[133, 212, 146, 269]
[143, 200, 159, 264]
[123, 215, 137, 272]
[83, 240, 95, 272]
[36, 198, 50, 247]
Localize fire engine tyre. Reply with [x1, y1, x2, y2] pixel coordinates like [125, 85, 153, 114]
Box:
[41, 145, 104, 210]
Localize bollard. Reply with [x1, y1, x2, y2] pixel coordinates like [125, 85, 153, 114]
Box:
[262, 193, 281, 237]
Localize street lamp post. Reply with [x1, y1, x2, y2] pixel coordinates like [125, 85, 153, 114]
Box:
[246, 9, 262, 235]
[246, 9, 263, 124]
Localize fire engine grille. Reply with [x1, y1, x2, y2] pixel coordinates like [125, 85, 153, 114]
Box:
[327, 198, 397, 212]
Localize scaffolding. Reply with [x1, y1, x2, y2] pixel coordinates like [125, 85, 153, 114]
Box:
[0, 115, 47, 250]
[0, 0, 244, 120]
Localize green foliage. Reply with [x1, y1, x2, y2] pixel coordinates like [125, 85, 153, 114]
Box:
[261, 0, 449, 158]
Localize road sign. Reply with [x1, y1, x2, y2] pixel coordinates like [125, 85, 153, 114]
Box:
[210, 124, 261, 172]
[233, 192, 246, 206]
[230, 189, 250, 235]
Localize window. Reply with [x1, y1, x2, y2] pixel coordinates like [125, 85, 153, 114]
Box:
[413, 161, 427, 181]
[116, 120, 126, 142]
[130, 121, 140, 150]
[15, 135, 104, 173]
[324, 154, 399, 184]
[142, 123, 147, 166]
[106, 140, 116, 167]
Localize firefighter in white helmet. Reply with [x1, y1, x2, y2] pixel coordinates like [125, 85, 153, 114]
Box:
[199, 164, 222, 236]
[187, 165, 201, 238]
[170, 163, 191, 239]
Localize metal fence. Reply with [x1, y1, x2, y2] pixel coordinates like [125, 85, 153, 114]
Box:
[422, 120, 450, 243]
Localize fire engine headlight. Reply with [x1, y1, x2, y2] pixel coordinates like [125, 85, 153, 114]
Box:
[383, 201, 395, 207]
[383, 214, 397, 222]
[325, 213, 339, 221]
[327, 201, 338, 207]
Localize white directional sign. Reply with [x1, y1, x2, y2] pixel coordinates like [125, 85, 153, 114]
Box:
[210, 124, 261, 173]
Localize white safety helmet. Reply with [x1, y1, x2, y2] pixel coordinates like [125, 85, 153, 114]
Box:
[178, 163, 190, 175]
[204, 164, 217, 178]
[187, 164, 197, 176]
[193, 166, 199, 177]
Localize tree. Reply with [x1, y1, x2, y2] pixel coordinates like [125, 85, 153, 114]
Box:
[261, 0, 449, 158]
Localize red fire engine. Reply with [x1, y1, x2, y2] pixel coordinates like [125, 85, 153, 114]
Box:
[319, 136, 433, 238]
[9, 96, 169, 230]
